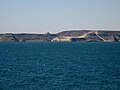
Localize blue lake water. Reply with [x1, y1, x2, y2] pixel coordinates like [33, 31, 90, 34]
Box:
[0, 42, 120, 90]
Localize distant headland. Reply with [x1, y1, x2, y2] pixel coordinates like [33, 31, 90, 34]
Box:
[0, 30, 120, 42]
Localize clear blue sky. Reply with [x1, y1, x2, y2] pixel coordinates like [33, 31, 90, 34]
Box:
[0, 0, 120, 33]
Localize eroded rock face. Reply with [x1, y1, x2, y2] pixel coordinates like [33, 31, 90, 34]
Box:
[0, 30, 120, 42]
[56, 30, 120, 42]
[0, 33, 19, 42]
[15, 34, 56, 42]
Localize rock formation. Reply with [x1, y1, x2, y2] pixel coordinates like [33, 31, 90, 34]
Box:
[0, 30, 120, 42]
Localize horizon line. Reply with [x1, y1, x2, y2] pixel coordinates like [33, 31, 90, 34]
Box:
[0, 29, 120, 34]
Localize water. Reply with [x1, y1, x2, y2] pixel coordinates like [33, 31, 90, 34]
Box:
[0, 42, 120, 90]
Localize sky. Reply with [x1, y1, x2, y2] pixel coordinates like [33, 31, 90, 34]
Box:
[0, 0, 120, 33]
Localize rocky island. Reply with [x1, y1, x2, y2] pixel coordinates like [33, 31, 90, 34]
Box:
[0, 30, 120, 42]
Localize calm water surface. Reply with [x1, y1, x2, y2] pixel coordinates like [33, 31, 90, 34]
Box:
[0, 42, 120, 90]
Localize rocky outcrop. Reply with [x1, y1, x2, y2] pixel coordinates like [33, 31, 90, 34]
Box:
[113, 35, 119, 42]
[55, 30, 120, 42]
[0, 30, 120, 42]
[0, 33, 19, 42]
